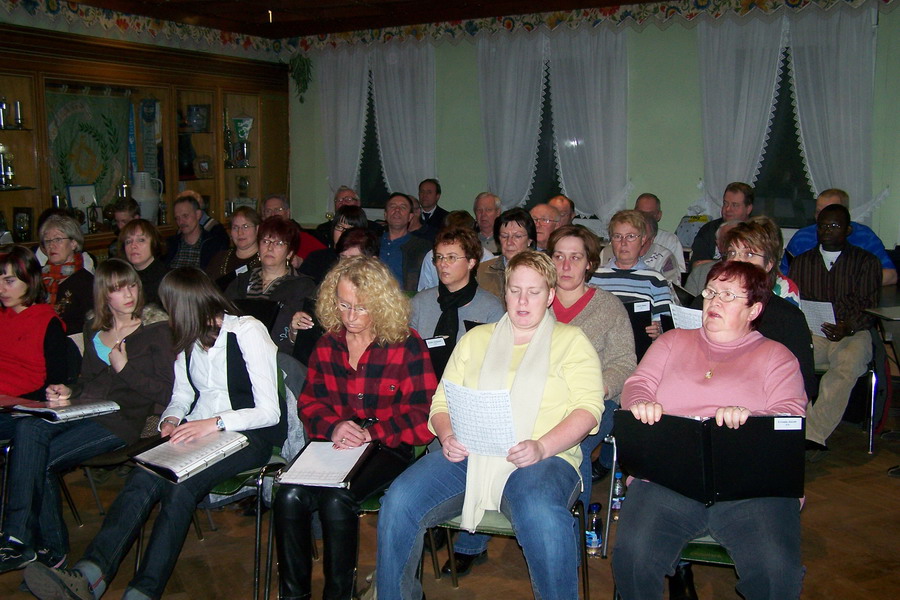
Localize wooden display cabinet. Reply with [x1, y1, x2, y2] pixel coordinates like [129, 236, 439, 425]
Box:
[0, 24, 288, 250]
[0, 72, 41, 242]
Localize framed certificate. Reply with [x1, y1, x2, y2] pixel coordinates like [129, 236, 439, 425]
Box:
[66, 184, 97, 212]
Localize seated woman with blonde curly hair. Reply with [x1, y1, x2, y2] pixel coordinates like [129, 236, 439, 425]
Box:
[274, 256, 437, 600]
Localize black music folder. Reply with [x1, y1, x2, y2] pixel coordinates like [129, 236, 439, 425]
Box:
[613, 410, 805, 505]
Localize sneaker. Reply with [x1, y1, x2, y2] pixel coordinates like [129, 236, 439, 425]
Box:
[0, 537, 36, 573]
[24, 563, 93, 600]
[36, 548, 68, 568]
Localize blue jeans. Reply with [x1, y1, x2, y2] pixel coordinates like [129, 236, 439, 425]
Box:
[4, 417, 124, 553]
[612, 479, 803, 600]
[74, 435, 271, 599]
[453, 399, 616, 557]
[377, 451, 581, 600]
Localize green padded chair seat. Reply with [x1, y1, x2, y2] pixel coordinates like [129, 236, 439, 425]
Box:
[441, 510, 514, 536]
[681, 534, 734, 566]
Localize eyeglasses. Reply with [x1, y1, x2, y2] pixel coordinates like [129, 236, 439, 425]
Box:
[433, 254, 465, 265]
[611, 233, 642, 243]
[338, 301, 368, 315]
[533, 218, 559, 225]
[41, 236, 71, 247]
[700, 288, 749, 303]
[231, 223, 256, 231]
[260, 238, 288, 248]
[498, 233, 529, 243]
[725, 249, 766, 261]
[333, 223, 350, 233]
[817, 222, 843, 231]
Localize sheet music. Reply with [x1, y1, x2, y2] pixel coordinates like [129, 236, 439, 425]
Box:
[671, 305, 703, 330]
[277, 441, 371, 487]
[800, 300, 836, 337]
[135, 431, 247, 481]
[444, 380, 517, 457]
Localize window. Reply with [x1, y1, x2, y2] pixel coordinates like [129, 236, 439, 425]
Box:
[358, 71, 390, 210]
[525, 63, 563, 209]
[753, 50, 815, 229]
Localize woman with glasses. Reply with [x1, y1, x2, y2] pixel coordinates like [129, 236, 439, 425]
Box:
[724, 216, 800, 307]
[205, 206, 261, 291]
[273, 256, 436, 600]
[612, 261, 806, 599]
[591, 209, 674, 360]
[476, 208, 536, 300]
[38, 214, 94, 334]
[411, 227, 504, 380]
[118, 219, 169, 307]
[299, 205, 369, 286]
[225, 217, 315, 354]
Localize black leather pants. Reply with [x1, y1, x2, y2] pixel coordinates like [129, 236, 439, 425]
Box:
[273, 444, 414, 600]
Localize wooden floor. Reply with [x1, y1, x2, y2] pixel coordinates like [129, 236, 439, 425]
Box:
[2, 416, 899, 599]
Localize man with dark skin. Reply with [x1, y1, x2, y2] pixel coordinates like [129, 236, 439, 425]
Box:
[789, 204, 880, 460]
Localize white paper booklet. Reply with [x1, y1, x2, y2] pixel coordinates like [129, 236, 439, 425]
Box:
[9, 399, 120, 422]
[671, 305, 703, 330]
[444, 380, 517, 457]
[800, 300, 836, 337]
[133, 430, 248, 483]
[277, 441, 373, 488]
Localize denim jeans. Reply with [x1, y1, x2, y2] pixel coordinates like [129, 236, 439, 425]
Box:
[4, 417, 124, 553]
[452, 399, 616, 557]
[377, 451, 581, 600]
[75, 435, 271, 599]
[612, 479, 803, 600]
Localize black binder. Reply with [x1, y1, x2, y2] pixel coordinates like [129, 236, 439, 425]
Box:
[613, 410, 805, 505]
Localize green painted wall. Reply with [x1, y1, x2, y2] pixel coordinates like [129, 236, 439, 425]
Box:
[872, 7, 900, 247]
[290, 10, 900, 246]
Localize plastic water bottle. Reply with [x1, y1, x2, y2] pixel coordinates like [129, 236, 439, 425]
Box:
[611, 471, 626, 520]
[585, 502, 603, 556]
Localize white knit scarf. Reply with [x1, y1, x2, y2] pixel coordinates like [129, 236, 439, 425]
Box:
[460, 310, 554, 531]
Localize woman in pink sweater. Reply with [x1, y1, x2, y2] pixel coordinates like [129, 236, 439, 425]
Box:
[612, 261, 807, 600]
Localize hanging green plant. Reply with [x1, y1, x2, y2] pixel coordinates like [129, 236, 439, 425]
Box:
[289, 53, 313, 103]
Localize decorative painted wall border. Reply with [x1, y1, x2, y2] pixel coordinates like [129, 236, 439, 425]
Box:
[0, 0, 893, 58]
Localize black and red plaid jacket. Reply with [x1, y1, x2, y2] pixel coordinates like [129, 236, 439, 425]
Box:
[299, 329, 437, 448]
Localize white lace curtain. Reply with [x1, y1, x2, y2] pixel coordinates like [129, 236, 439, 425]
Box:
[315, 45, 369, 210]
[696, 14, 786, 215]
[372, 42, 436, 194]
[477, 29, 629, 218]
[697, 5, 878, 219]
[790, 4, 878, 221]
[549, 27, 629, 224]
[476, 33, 546, 210]
[315, 42, 436, 207]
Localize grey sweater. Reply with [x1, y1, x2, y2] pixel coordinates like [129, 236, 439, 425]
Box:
[410, 287, 505, 342]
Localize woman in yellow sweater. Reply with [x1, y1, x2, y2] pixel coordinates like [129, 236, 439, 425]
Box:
[376, 250, 603, 600]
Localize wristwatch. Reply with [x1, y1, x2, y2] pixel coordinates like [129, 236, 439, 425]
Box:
[215, 416, 226, 431]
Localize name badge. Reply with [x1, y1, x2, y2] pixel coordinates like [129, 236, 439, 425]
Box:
[774, 417, 802, 431]
[634, 301, 651, 313]
[425, 337, 446, 348]
[235, 264, 249, 275]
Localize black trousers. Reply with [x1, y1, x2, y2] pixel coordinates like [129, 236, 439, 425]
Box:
[273, 444, 414, 600]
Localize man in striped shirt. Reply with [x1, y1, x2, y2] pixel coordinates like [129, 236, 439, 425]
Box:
[790, 204, 880, 459]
